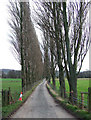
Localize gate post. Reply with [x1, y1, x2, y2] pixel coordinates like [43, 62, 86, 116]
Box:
[81, 92, 84, 109]
[88, 87, 91, 112]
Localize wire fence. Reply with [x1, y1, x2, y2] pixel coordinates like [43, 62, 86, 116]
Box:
[49, 83, 89, 111]
[1, 87, 21, 106]
[66, 92, 88, 107]
[1, 80, 42, 107]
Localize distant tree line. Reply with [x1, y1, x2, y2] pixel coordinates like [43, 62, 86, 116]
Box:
[55, 70, 91, 78]
[2, 70, 21, 78]
[78, 71, 91, 78]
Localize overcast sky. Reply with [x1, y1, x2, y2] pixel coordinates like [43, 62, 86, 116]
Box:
[0, 0, 89, 71]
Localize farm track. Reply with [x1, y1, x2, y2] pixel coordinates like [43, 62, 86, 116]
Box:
[11, 80, 78, 119]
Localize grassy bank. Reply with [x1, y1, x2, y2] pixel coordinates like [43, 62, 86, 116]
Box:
[47, 83, 91, 120]
[2, 78, 42, 118]
[50, 78, 89, 106]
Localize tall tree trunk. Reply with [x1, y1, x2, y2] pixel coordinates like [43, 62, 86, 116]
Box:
[50, 37, 55, 87]
[53, 3, 66, 98]
[20, 2, 25, 93]
[62, 2, 77, 102]
[69, 66, 77, 104]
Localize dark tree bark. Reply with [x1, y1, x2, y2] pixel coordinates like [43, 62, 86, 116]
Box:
[8, 1, 43, 93]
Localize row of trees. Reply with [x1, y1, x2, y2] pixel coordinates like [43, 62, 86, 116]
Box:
[8, 0, 43, 93]
[33, 1, 91, 104]
[2, 70, 21, 78]
[78, 71, 91, 78]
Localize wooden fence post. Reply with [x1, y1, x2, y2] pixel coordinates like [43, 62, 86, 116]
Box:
[71, 91, 74, 105]
[81, 92, 84, 109]
[8, 87, 10, 104]
[6, 90, 8, 105]
[5, 90, 7, 106]
[88, 87, 91, 113]
[2, 89, 4, 106]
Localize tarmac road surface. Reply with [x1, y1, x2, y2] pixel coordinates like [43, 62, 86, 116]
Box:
[11, 80, 78, 119]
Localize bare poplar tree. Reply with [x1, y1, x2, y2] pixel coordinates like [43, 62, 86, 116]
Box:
[32, 0, 91, 102]
[60, 2, 90, 103]
[8, 0, 43, 93]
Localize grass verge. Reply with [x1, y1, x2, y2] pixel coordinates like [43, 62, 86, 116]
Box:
[46, 83, 91, 120]
[50, 78, 89, 106]
[2, 81, 42, 118]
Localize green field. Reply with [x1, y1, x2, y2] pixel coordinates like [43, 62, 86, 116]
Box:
[2, 78, 21, 90]
[1, 78, 41, 118]
[1, 78, 89, 107]
[50, 78, 89, 107]
[1, 78, 22, 100]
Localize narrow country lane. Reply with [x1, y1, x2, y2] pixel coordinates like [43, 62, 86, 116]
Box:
[11, 80, 78, 119]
